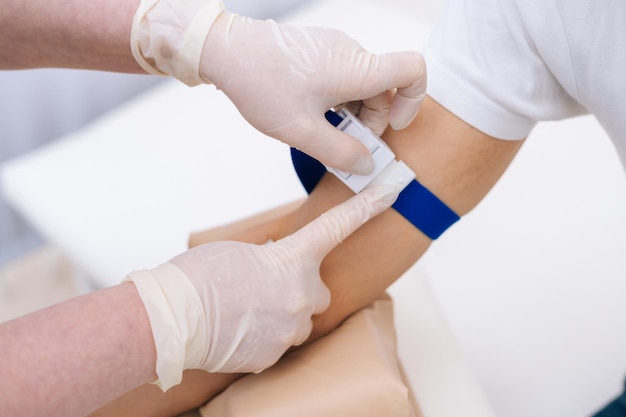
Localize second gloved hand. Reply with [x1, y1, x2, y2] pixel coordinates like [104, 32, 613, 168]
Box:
[127, 185, 400, 391]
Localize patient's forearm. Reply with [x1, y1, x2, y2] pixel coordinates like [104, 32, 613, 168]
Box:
[188, 199, 305, 247]
[90, 96, 523, 416]
[216, 96, 523, 339]
[294, 96, 523, 337]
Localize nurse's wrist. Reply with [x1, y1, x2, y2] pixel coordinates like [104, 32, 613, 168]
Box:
[130, 0, 226, 86]
[198, 9, 239, 86]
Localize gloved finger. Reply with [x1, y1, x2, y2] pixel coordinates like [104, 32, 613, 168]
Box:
[296, 120, 374, 175]
[292, 314, 314, 346]
[361, 51, 426, 131]
[289, 277, 329, 345]
[337, 101, 363, 118]
[357, 89, 395, 136]
[311, 277, 331, 314]
[384, 52, 427, 130]
[278, 185, 400, 262]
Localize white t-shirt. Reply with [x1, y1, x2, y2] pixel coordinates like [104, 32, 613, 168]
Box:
[423, 0, 626, 166]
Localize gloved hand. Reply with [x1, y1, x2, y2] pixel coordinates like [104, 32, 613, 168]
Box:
[131, 0, 426, 174]
[127, 185, 400, 391]
[200, 11, 426, 174]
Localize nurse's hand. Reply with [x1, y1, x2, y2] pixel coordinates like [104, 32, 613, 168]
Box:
[131, 0, 426, 175]
[126, 185, 399, 391]
[201, 11, 426, 174]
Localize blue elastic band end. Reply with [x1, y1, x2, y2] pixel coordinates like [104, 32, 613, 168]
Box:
[289, 110, 342, 193]
[391, 180, 460, 239]
[290, 110, 460, 240]
[591, 380, 626, 417]
[325, 110, 344, 127]
[290, 147, 326, 194]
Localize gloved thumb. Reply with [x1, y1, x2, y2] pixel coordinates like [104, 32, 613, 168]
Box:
[278, 185, 401, 261]
[296, 120, 375, 175]
[366, 51, 427, 130]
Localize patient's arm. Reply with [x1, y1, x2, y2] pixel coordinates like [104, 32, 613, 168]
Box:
[188, 199, 305, 246]
[89, 96, 524, 417]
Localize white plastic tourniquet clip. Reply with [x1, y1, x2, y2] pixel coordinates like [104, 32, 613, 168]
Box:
[324, 109, 416, 193]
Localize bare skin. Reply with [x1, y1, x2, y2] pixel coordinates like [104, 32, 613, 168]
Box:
[0, 283, 157, 417]
[89, 96, 525, 416]
[0, 0, 142, 72]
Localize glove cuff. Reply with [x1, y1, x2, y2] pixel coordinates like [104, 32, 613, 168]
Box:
[130, 0, 225, 86]
[125, 263, 207, 391]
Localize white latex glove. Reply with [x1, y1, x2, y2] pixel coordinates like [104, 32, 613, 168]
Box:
[127, 185, 400, 391]
[131, 0, 426, 174]
[200, 11, 426, 173]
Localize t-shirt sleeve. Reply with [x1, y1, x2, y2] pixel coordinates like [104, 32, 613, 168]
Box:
[423, 0, 585, 140]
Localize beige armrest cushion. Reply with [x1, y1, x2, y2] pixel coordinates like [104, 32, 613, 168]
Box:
[199, 295, 420, 417]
